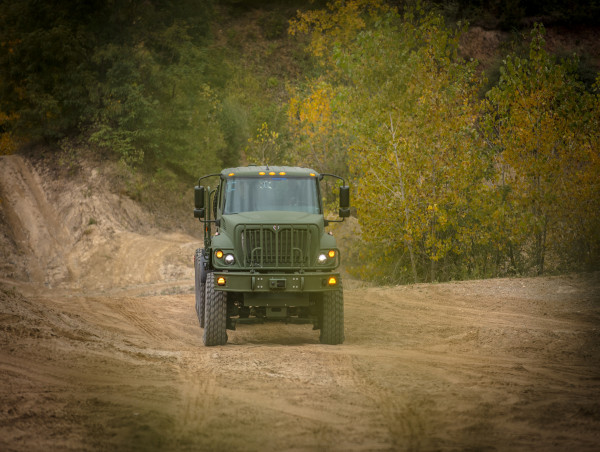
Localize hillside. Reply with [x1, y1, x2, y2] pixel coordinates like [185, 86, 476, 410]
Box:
[0, 153, 198, 292]
[1, 1, 599, 283]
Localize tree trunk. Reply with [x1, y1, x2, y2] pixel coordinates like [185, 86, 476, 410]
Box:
[388, 115, 418, 283]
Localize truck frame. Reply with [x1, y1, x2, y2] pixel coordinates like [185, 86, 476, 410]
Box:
[193, 165, 350, 346]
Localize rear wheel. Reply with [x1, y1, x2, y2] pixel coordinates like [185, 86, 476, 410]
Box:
[203, 272, 228, 346]
[194, 250, 205, 328]
[320, 286, 345, 345]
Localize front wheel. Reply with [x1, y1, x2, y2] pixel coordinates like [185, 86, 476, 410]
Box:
[203, 272, 228, 346]
[320, 287, 345, 345]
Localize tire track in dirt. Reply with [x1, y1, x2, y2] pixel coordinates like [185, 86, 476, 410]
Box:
[178, 373, 216, 429]
[111, 297, 178, 342]
[176, 342, 393, 450]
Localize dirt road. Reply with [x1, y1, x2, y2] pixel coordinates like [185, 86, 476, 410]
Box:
[1, 154, 599, 450]
[1, 273, 599, 451]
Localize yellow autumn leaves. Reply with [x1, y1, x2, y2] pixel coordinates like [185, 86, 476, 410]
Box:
[286, 2, 600, 283]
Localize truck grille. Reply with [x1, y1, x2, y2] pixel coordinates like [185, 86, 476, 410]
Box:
[240, 225, 312, 268]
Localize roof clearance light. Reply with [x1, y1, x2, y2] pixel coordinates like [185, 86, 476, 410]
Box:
[328, 277, 337, 286]
[228, 172, 235, 177]
[310, 173, 316, 177]
[215, 250, 224, 259]
[328, 250, 336, 258]
[217, 276, 226, 286]
[269, 171, 276, 176]
[279, 172, 286, 176]
[259, 171, 266, 176]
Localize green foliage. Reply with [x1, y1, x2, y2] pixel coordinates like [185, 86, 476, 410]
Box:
[89, 38, 226, 176]
[218, 97, 249, 167]
[0, 0, 224, 173]
[0, 0, 312, 175]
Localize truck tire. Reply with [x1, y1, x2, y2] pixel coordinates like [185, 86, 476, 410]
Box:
[320, 287, 345, 345]
[203, 272, 228, 346]
[194, 250, 205, 328]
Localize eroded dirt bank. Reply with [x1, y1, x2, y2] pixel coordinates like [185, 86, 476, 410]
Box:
[1, 154, 600, 451]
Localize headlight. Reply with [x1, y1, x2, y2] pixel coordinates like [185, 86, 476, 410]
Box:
[318, 250, 336, 264]
[224, 254, 235, 265]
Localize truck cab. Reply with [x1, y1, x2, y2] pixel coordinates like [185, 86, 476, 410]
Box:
[193, 166, 349, 346]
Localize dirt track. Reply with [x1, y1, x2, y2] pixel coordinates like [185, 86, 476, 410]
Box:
[2, 274, 600, 451]
[1, 155, 600, 451]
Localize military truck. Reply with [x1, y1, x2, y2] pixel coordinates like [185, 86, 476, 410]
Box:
[193, 166, 350, 346]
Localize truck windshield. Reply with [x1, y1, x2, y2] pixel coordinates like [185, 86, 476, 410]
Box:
[223, 177, 321, 214]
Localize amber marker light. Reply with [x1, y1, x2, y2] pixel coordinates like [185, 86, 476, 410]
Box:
[228, 172, 235, 176]
[279, 171, 286, 176]
[328, 250, 336, 258]
[259, 171, 266, 176]
[310, 173, 316, 177]
[328, 277, 337, 286]
[217, 277, 226, 286]
[269, 171, 276, 176]
[215, 250, 224, 259]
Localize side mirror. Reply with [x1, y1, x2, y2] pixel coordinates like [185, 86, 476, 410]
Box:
[194, 186, 205, 218]
[339, 185, 350, 218]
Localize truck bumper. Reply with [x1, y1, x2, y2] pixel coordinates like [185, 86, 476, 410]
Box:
[212, 271, 341, 293]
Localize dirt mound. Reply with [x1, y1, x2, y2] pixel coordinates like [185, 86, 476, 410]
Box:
[0, 154, 198, 293]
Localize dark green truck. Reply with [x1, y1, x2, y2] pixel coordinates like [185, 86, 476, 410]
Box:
[193, 166, 350, 346]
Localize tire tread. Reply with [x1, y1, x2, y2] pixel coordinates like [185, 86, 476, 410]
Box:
[203, 272, 228, 346]
[320, 287, 345, 345]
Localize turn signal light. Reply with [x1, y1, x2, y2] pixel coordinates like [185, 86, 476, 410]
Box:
[215, 250, 224, 259]
[328, 277, 337, 286]
[328, 250, 336, 258]
[217, 276, 226, 286]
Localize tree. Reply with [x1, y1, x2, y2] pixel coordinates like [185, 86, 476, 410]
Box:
[245, 122, 287, 165]
[291, 2, 492, 283]
[288, 80, 347, 177]
[0, 0, 218, 174]
[483, 24, 600, 273]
